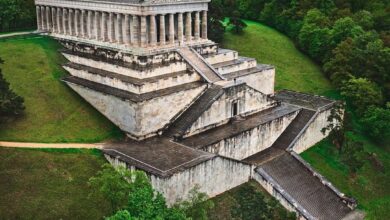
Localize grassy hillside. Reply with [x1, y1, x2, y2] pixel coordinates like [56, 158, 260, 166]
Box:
[222, 20, 336, 98]
[0, 36, 122, 142]
[0, 147, 111, 219]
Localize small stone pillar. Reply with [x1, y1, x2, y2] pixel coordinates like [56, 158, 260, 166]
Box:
[159, 14, 166, 45]
[51, 7, 57, 33]
[124, 14, 130, 45]
[177, 13, 184, 44]
[140, 16, 147, 47]
[57, 8, 62, 34]
[109, 12, 115, 42]
[194, 11, 200, 41]
[169, 13, 175, 44]
[74, 9, 79, 37]
[131, 15, 139, 46]
[68, 9, 73, 36]
[62, 8, 68, 34]
[185, 12, 192, 42]
[95, 11, 100, 40]
[202, 11, 207, 39]
[80, 10, 86, 37]
[41, 6, 46, 31]
[46, 6, 51, 32]
[149, 15, 157, 47]
[116, 13, 123, 43]
[36, 6, 42, 31]
[101, 12, 108, 41]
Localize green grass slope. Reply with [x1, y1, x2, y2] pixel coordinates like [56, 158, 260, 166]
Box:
[0, 36, 122, 142]
[222, 20, 336, 97]
[0, 147, 111, 219]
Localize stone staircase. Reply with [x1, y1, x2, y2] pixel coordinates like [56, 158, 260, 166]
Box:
[179, 47, 224, 83]
[164, 84, 224, 138]
[259, 153, 353, 220]
[243, 108, 316, 165]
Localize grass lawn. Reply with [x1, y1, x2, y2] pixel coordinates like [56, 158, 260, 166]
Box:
[0, 147, 112, 219]
[0, 35, 122, 142]
[222, 20, 337, 98]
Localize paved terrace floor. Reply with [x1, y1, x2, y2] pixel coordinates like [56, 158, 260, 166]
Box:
[103, 137, 215, 178]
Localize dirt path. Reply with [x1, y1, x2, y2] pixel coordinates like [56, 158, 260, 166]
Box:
[0, 31, 36, 39]
[0, 141, 104, 149]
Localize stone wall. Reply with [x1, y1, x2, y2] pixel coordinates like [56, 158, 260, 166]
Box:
[290, 108, 332, 153]
[64, 66, 201, 94]
[151, 156, 253, 205]
[184, 84, 275, 137]
[67, 82, 206, 139]
[236, 68, 275, 95]
[202, 110, 298, 160]
[62, 52, 188, 79]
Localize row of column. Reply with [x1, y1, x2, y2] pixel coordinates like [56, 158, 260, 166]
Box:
[36, 5, 208, 47]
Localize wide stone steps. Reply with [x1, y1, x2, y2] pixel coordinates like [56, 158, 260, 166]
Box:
[179, 47, 224, 83]
[260, 153, 353, 220]
[164, 84, 224, 138]
[243, 108, 316, 164]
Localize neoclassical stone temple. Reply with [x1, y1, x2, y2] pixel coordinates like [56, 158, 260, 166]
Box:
[35, 0, 363, 219]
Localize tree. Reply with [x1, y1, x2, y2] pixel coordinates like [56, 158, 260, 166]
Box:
[88, 164, 132, 212]
[340, 136, 366, 174]
[330, 17, 364, 49]
[353, 10, 374, 30]
[231, 184, 269, 220]
[228, 11, 248, 34]
[208, 0, 225, 43]
[176, 186, 214, 220]
[340, 77, 383, 114]
[321, 102, 347, 152]
[0, 57, 25, 119]
[361, 104, 390, 145]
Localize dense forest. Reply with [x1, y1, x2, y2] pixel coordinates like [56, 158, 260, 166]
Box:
[1, 0, 389, 145]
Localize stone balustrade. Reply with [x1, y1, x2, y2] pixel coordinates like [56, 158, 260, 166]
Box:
[36, 5, 208, 48]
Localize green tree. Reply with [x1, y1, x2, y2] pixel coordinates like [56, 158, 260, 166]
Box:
[330, 17, 364, 48]
[353, 10, 374, 30]
[340, 77, 383, 114]
[208, 0, 225, 43]
[231, 184, 269, 220]
[228, 11, 248, 34]
[0, 58, 25, 119]
[88, 164, 132, 212]
[361, 104, 390, 145]
[176, 186, 214, 220]
[106, 210, 137, 220]
[340, 136, 366, 174]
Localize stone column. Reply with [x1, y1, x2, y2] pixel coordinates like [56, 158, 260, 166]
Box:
[194, 11, 200, 41]
[62, 8, 68, 34]
[124, 14, 131, 45]
[109, 12, 115, 42]
[159, 14, 166, 45]
[46, 6, 51, 32]
[169, 13, 175, 44]
[94, 11, 100, 40]
[80, 10, 86, 38]
[201, 10, 207, 39]
[149, 15, 157, 47]
[131, 15, 139, 46]
[40, 6, 46, 31]
[56, 8, 62, 34]
[87, 10, 93, 39]
[140, 16, 147, 47]
[101, 12, 108, 41]
[51, 7, 57, 33]
[185, 12, 192, 42]
[177, 13, 183, 44]
[116, 13, 123, 43]
[68, 9, 73, 36]
[36, 6, 42, 31]
[74, 9, 80, 37]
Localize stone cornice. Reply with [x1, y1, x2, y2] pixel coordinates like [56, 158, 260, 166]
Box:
[35, 0, 209, 15]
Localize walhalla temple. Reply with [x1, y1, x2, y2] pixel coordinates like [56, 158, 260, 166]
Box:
[34, 0, 363, 219]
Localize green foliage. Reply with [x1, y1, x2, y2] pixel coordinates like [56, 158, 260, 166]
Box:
[228, 11, 248, 34]
[88, 164, 131, 212]
[106, 210, 136, 220]
[176, 186, 214, 220]
[0, 61, 25, 118]
[231, 184, 269, 220]
[0, 0, 36, 32]
[340, 77, 383, 114]
[340, 136, 367, 174]
[361, 104, 390, 145]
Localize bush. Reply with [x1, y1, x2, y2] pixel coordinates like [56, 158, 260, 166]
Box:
[361, 104, 390, 145]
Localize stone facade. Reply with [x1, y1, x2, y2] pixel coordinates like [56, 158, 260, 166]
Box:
[35, 0, 359, 219]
